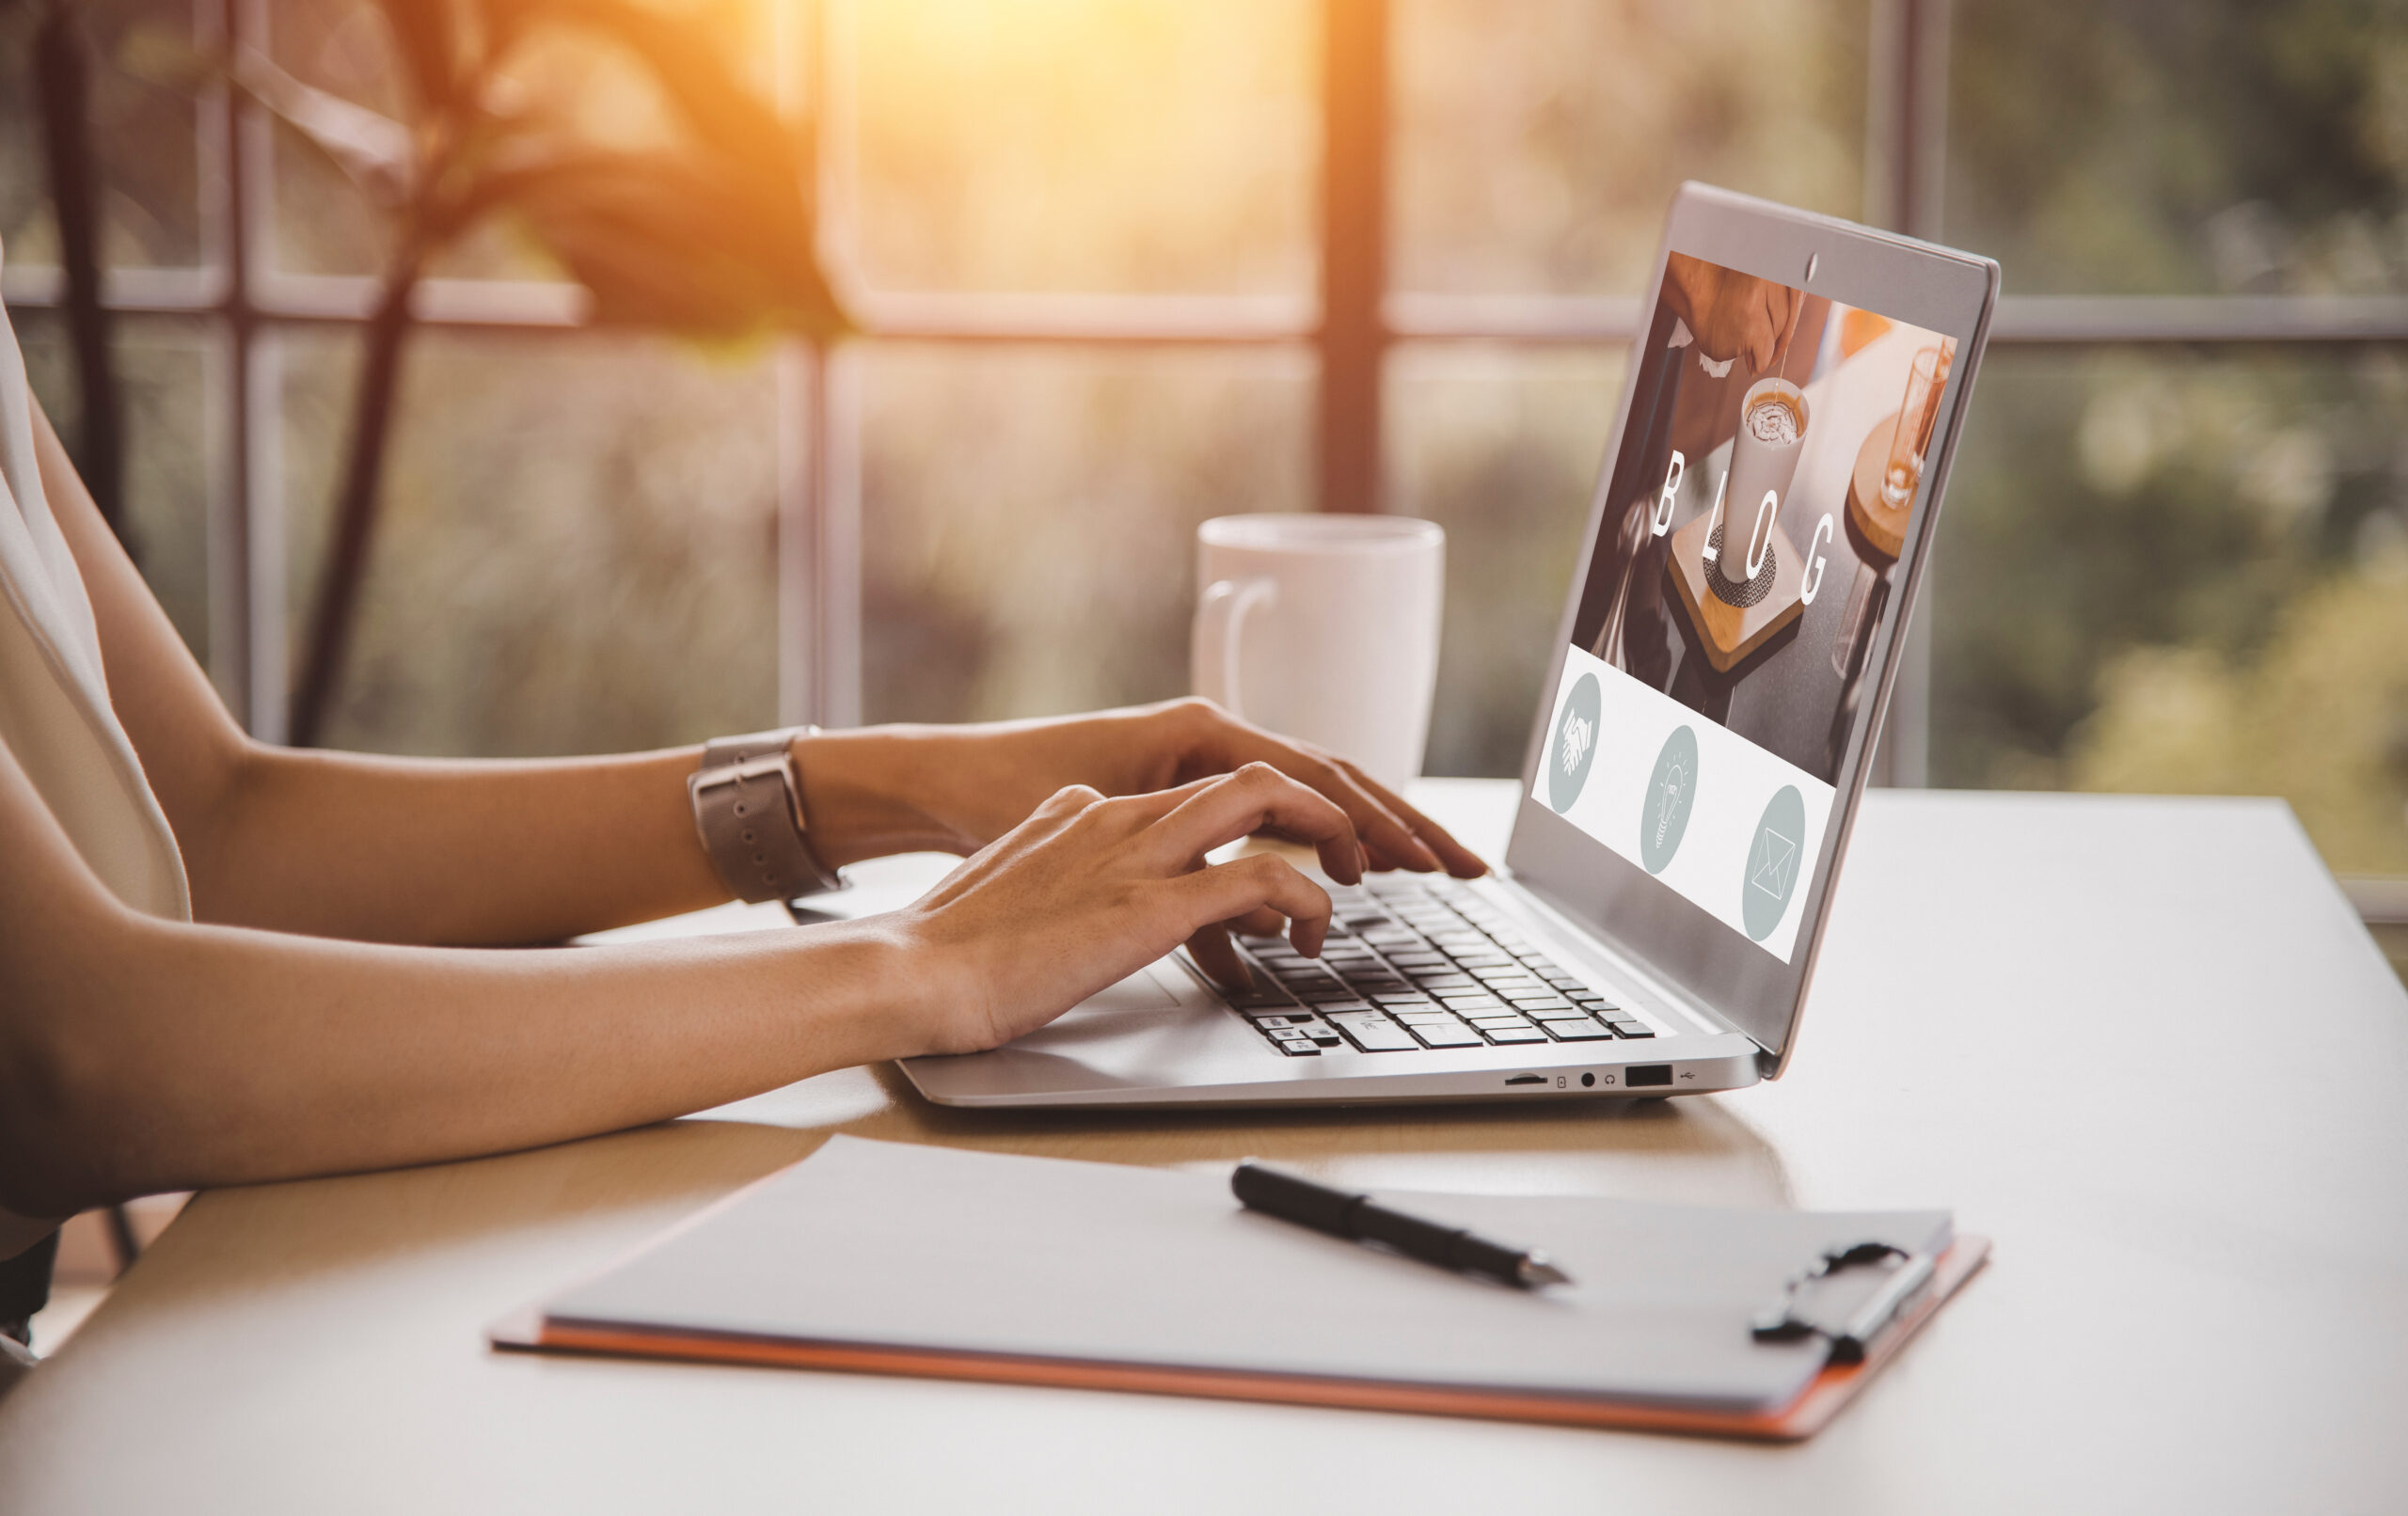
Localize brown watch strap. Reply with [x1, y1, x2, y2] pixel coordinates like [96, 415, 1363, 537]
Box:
[689, 727, 843, 902]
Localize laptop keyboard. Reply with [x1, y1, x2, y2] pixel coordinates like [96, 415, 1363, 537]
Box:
[1218, 876, 1656, 1057]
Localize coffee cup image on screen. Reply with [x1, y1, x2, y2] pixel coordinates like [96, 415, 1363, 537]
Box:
[1542, 252, 1958, 960]
[1571, 253, 1958, 789]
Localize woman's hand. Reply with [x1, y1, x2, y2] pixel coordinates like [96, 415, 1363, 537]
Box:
[1661, 259, 1801, 376]
[887, 763, 1361, 1055]
[798, 698, 1486, 879]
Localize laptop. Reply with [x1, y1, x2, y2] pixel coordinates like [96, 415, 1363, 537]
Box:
[901, 183, 1999, 1109]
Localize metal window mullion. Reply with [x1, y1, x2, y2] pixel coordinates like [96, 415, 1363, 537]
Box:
[1865, 0, 1950, 788]
[1892, 0, 1952, 790]
[201, 320, 243, 709]
[242, 327, 287, 743]
[773, 0, 812, 731]
[229, 0, 285, 739]
[775, 340, 861, 733]
[195, 0, 246, 715]
[775, 341, 811, 729]
[813, 345, 863, 729]
[1318, 0, 1387, 513]
[786, 0, 864, 730]
[1865, 0, 1950, 241]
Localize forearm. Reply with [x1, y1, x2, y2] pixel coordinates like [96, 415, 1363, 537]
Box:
[187, 727, 983, 945]
[186, 740, 728, 943]
[0, 900, 924, 1217]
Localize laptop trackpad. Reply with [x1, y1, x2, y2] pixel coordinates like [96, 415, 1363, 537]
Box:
[1080, 963, 1181, 1014]
[1004, 961, 1193, 1056]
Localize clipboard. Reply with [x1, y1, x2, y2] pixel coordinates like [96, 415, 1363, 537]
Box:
[491, 1137, 1987, 1442]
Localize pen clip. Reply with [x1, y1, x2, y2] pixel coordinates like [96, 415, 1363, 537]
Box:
[1749, 1240, 1936, 1364]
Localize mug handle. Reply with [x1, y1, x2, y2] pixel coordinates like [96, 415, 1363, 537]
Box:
[1192, 576, 1276, 719]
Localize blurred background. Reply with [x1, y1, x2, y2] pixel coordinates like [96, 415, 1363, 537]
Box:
[1, 0, 2403, 968]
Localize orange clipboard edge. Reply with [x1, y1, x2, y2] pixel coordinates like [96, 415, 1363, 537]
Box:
[490, 1234, 1988, 1443]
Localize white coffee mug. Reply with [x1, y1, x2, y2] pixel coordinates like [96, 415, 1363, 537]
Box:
[1191, 513, 1445, 790]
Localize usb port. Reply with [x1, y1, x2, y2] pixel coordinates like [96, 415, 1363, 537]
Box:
[1626, 1064, 1673, 1088]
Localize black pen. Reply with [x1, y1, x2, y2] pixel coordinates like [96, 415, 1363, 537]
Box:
[1231, 1161, 1573, 1289]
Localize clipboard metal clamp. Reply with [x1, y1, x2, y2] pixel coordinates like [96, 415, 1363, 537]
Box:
[1750, 1240, 1938, 1365]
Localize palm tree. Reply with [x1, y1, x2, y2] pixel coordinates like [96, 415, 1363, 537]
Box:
[239, 0, 848, 747]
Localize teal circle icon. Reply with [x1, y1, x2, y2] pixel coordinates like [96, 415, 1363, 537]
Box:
[1638, 725, 1699, 874]
[1546, 673, 1603, 813]
[1742, 785, 1807, 941]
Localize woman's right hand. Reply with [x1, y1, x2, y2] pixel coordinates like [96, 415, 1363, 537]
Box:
[885, 763, 1361, 1056]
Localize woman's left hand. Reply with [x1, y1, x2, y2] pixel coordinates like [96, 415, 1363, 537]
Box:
[794, 698, 1487, 879]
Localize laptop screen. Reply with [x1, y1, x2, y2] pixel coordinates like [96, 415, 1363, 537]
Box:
[1535, 251, 1960, 964]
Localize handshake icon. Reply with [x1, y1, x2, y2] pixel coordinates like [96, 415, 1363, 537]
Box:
[1560, 714, 1594, 776]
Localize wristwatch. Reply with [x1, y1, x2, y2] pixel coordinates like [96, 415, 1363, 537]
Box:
[688, 726, 845, 903]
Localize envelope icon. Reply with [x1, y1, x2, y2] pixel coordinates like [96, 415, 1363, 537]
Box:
[1749, 824, 1797, 901]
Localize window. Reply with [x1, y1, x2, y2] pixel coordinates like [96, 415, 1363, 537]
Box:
[3, 0, 2402, 899]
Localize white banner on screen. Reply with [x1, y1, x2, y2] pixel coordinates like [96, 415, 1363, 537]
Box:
[1532, 645, 1836, 963]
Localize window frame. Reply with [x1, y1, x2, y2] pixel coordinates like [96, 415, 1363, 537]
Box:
[3, 0, 2404, 764]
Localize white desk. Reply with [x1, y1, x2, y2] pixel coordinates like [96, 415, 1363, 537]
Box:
[3, 786, 2403, 1514]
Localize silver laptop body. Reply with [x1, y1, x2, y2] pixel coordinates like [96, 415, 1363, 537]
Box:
[902, 185, 1999, 1109]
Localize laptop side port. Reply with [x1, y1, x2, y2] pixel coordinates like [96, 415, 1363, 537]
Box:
[1503, 1074, 1547, 1086]
[1626, 1065, 1674, 1088]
